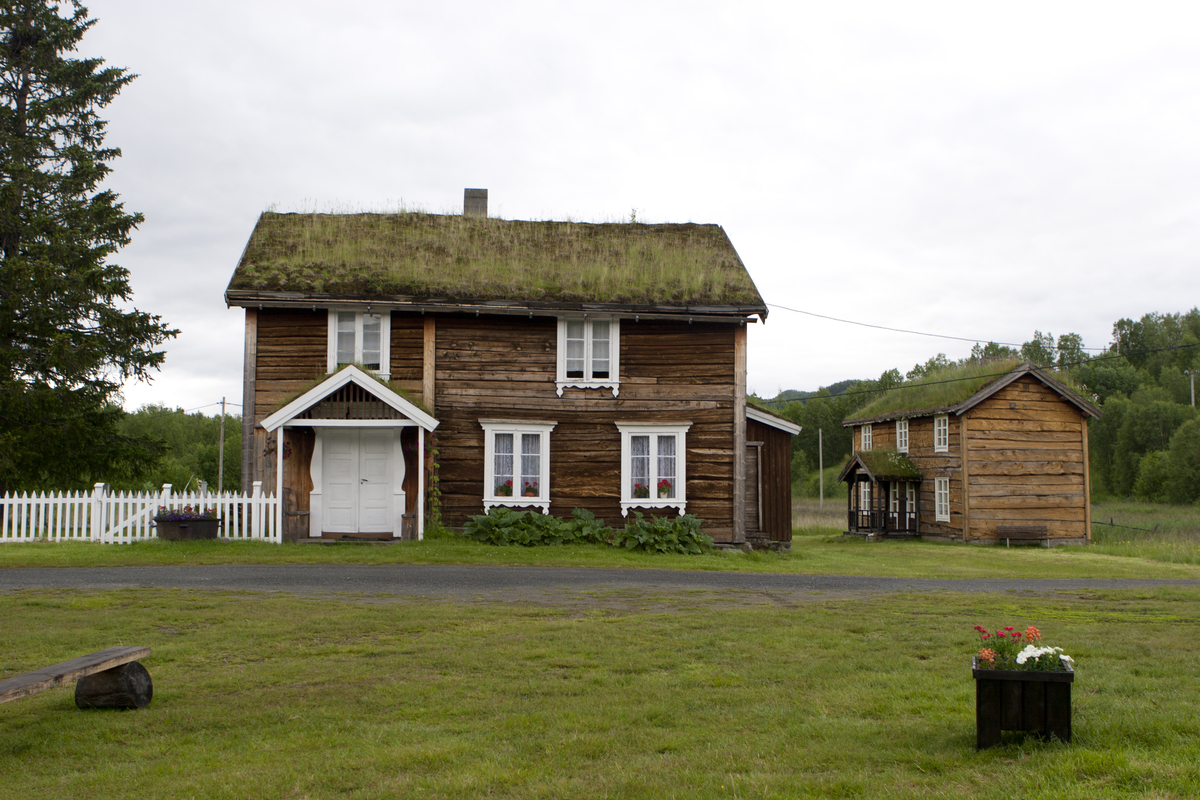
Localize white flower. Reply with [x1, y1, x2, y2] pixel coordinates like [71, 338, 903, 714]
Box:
[1059, 654, 1074, 665]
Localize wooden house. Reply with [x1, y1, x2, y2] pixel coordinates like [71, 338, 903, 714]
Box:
[838, 361, 1100, 545]
[225, 190, 798, 547]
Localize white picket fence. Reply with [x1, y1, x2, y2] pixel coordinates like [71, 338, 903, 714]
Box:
[0, 482, 281, 544]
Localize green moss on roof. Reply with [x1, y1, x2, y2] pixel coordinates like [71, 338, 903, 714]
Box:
[227, 212, 766, 307]
[847, 359, 1025, 423]
[856, 450, 922, 480]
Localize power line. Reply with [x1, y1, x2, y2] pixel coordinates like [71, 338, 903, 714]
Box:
[768, 342, 1200, 406]
[766, 302, 1108, 351]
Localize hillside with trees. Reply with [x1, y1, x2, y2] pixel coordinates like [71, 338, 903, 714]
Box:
[114, 406, 241, 494]
[759, 308, 1200, 505]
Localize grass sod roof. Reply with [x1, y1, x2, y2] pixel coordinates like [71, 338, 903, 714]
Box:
[225, 212, 767, 312]
[843, 359, 1100, 426]
[838, 450, 922, 483]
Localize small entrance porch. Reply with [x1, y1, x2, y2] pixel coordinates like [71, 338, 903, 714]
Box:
[838, 450, 922, 539]
[259, 366, 439, 541]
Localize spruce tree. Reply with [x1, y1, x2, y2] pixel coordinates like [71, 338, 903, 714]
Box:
[0, 1, 174, 492]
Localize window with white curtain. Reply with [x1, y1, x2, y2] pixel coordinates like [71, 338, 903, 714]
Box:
[896, 419, 908, 452]
[861, 424, 872, 451]
[327, 310, 390, 377]
[481, 420, 556, 513]
[557, 317, 620, 396]
[617, 423, 690, 515]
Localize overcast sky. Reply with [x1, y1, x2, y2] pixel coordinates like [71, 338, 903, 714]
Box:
[77, 1, 1200, 414]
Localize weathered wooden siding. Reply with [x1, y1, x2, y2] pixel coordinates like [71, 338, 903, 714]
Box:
[747, 417, 792, 543]
[964, 376, 1089, 542]
[250, 309, 327, 486]
[391, 315, 424, 382]
[245, 309, 741, 540]
[431, 314, 738, 540]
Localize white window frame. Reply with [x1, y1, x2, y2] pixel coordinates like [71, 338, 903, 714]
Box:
[616, 422, 690, 516]
[934, 477, 950, 522]
[861, 424, 872, 451]
[327, 310, 391, 379]
[906, 482, 916, 514]
[859, 481, 871, 509]
[556, 317, 620, 397]
[896, 419, 908, 453]
[480, 420, 556, 514]
[934, 415, 949, 453]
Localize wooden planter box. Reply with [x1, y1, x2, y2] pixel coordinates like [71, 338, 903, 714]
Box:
[973, 657, 1073, 748]
[155, 518, 221, 541]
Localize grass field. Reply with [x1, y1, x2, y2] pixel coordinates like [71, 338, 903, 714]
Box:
[2, 586, 1198, 799]
[3, 500, 1198, 582]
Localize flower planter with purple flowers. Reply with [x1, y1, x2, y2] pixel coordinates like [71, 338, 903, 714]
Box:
[154, 506, 220, 541]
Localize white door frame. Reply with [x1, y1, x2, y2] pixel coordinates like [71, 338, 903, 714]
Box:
[309, 427, 407, 537]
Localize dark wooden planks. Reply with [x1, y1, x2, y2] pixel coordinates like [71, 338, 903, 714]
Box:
[964, 376, 1091, 541]
[0, 646, 151, 704]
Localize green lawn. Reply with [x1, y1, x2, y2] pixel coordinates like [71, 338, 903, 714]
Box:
[2, 587, 1198, 799]
[1, 499, 1199, 580]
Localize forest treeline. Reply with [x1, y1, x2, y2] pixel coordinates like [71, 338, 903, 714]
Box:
[759, 308, 1200, 505]
[111, 406, 241, 494]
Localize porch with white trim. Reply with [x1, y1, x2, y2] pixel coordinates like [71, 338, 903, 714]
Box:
[259, 366, 440, 540]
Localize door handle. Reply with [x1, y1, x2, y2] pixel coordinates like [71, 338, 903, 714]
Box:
[360, 479, 368, 484]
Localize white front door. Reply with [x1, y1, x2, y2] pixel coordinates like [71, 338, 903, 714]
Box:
[321, 429, 394, 533]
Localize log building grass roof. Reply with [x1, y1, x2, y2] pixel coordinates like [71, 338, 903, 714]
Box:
[838, 449, 923, 483]
[844, 360, 1099, 425]
[226, 212, 766, 313]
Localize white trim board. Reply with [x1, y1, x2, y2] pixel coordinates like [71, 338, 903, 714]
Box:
[746, 406, 801, 435]
[260, 365, 438, 433]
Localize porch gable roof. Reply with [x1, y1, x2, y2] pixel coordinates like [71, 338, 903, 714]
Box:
[837, 450, 922, 484]
[259, 365, 439, 433]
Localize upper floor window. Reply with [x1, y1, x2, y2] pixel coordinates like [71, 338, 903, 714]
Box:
[481, 420, 555, 514]
[861, 424, 872, 451]
[616, 422, 690, 516]
[934, 415, 949, 453]
[557, 317, 620, 397]
[328, 310, 391, 378]
[896, 419, 908, 453]
[934, 477, 950, 521]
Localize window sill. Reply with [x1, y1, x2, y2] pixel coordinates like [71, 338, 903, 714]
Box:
[556, 381, 619, 398]
[484, 498, 550, 514]
[620, 500, 686, 517]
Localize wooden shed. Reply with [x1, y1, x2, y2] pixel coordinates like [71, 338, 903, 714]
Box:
[839, 361, 1100, 545]
[745, 405, 801, 549]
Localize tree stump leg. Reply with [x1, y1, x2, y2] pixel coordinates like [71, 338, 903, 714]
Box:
[75, 661, 153, 709]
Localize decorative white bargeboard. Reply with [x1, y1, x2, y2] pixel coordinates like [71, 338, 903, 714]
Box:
[0, 483, 281, 544]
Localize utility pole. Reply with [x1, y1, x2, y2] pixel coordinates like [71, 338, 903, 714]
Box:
[818, 428, 824, 509]
[218, 397, 226, 496]
[1187, 370, 1196, 408]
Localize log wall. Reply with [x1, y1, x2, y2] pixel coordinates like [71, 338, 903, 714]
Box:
[245, 309, 743, 542]
[963, 376, 1090, 542]
[431, 314, 738, 540]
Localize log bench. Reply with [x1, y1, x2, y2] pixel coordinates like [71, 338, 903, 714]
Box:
[0, 646, 152, 710]
[997, 525, 1050, 548]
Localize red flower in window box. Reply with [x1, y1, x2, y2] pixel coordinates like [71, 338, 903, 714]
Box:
[522, 482, 538, 497]
[633, 482, 650, 499]
[657, 479, 673, 498]
[495, 480, 513, 497]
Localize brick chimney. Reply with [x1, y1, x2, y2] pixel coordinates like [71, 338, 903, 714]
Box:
[464, 188, 488, 217]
